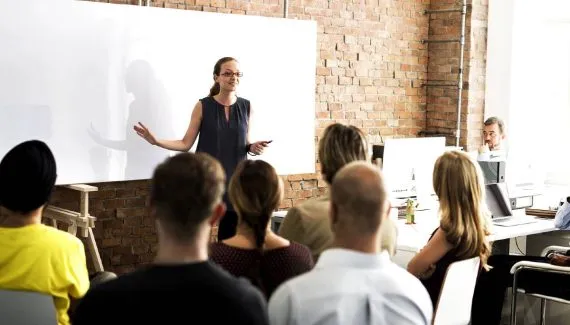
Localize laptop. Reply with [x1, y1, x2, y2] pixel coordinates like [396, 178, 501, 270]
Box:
[485, 182, 537, 227]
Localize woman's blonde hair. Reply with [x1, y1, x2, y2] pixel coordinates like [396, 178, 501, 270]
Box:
[318, 123, 368, 184]
[433, 150, 492, 270]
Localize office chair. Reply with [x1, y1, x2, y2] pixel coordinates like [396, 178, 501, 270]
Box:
[510, 245, 570, 325]
[0, 289, 57, 325]
[433, 257, 481, 325]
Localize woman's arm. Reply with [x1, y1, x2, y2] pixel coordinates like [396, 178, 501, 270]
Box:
[407, 228, 453, 278]
[134, 101, 202, 152]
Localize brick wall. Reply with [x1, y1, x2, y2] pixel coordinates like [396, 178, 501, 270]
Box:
[2, 0, 488, 274]
[423, 0, 488, 149]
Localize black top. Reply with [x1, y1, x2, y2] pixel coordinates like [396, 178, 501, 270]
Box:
[72, 262, 268, 325]
[209, 242, 314, 299]
[420, 227, 462, 309]
[197, 96, 250, 211]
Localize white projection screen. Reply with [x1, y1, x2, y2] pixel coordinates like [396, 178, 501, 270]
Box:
[0, 0, 317, 185]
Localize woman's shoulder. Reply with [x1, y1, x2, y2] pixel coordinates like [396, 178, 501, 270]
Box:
[283, 242, 314, 266]
[272, 241, 313, 260]
[199, 96, 213, 104]
[236, 96, 250, 105]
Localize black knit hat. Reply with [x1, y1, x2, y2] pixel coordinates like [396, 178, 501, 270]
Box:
[0, 140, 57, 214]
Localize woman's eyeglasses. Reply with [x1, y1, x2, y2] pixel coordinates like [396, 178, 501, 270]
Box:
[220, 72, 243, 78]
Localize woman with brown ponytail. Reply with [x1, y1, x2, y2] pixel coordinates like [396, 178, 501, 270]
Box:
[209, 160, 314, 299]
[134, 57, 271, 241]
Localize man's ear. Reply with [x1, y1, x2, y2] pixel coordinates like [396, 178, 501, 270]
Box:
[149, 205, 157, 219]
[208, 202, 226, 227]
[329, 202, 339, 231]
[383, 201, 392, 220]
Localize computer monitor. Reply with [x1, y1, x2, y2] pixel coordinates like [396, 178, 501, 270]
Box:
[382, 137, 446, 202]
[485, 182, 513, 218]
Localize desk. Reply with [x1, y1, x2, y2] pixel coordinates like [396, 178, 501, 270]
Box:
[394, 209, 559, 268]
[272, 208, 559, 268]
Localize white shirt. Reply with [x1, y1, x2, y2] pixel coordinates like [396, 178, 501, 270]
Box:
[268, 248, 433, 325]
[477, 148, 507, 162]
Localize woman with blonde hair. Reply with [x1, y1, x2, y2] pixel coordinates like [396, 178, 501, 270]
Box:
[407, 150, 492, 308]
[209, 160, 313, 299]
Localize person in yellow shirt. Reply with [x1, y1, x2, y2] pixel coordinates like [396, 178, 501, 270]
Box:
[0, 140, 90, 325]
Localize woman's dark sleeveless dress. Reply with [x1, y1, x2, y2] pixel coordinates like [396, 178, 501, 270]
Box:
[420, 228, 462, 309]
[197, 96, 250, 240]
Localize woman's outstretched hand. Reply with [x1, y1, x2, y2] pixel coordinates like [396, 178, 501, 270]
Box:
[134, 122, 157, 145]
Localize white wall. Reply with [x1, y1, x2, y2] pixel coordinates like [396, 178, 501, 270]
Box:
[486, 0, 570, 197]
[0, 0, 317, 184]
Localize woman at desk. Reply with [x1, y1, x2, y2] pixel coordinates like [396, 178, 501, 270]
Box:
[134, 57, 270, 241]
[407, 150, 492, 308]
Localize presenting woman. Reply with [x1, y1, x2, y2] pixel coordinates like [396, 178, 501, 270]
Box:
[134, 57, 270, 241]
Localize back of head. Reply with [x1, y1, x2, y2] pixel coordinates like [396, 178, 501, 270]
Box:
[319, 123, 368, 184]
[432, 150, 491, 268]
[229, 160, 282, 250]
[150, 152, 225, 242]
[330, 161, 387, 236]
[0, 140, 57, 214]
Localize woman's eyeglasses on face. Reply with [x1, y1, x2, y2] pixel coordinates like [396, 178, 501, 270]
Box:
[220, 72, 243, 78]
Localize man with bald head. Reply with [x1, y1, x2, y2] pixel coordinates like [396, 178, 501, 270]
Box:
[268, 162, 433, 325]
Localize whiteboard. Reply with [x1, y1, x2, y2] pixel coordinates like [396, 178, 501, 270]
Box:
[0, 0, 317, 184]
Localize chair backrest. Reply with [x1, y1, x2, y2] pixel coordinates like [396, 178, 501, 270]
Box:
[433, 256, 481, 325]
[0, 289, 57, 325]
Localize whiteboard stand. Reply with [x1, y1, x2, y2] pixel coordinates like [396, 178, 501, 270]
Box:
[43, 184, 104, 272]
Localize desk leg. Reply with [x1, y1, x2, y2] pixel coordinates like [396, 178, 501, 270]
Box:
[493, 239, 510, 255]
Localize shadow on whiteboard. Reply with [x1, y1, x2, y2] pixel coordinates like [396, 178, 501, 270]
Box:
[87, 60, 174, 181]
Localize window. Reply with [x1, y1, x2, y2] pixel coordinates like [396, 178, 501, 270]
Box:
[486, 0, 570, 204]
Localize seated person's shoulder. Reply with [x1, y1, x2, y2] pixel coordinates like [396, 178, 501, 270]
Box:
[36, 224, 85, 251]
[286, 241, 314, 260]
[382, 260, 433, 305]
[286, 196, 330, 219]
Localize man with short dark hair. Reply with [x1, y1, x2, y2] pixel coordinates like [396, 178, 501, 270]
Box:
[73, 152, 268, 325]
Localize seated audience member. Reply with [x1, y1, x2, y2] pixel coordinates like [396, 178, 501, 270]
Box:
[0, 140, 90, 325]
[278, 123, 398, 262]
[210, 160, 314, 299]
[72, 153, 268, 325]
[268, 161, 433, 325]
[407, 150, 492, 308]
[477, 116, 507, 161]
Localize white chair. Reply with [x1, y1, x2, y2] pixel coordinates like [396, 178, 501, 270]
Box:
[0, 289, 57, 325]
[433, 256, 481, 325]
[510, 245, 570, 325]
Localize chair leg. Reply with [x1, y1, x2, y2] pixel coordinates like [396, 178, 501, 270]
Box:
[510, 287, 517, 325]
[510, 274, 519, 325]
[540, 298, 546, 325]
